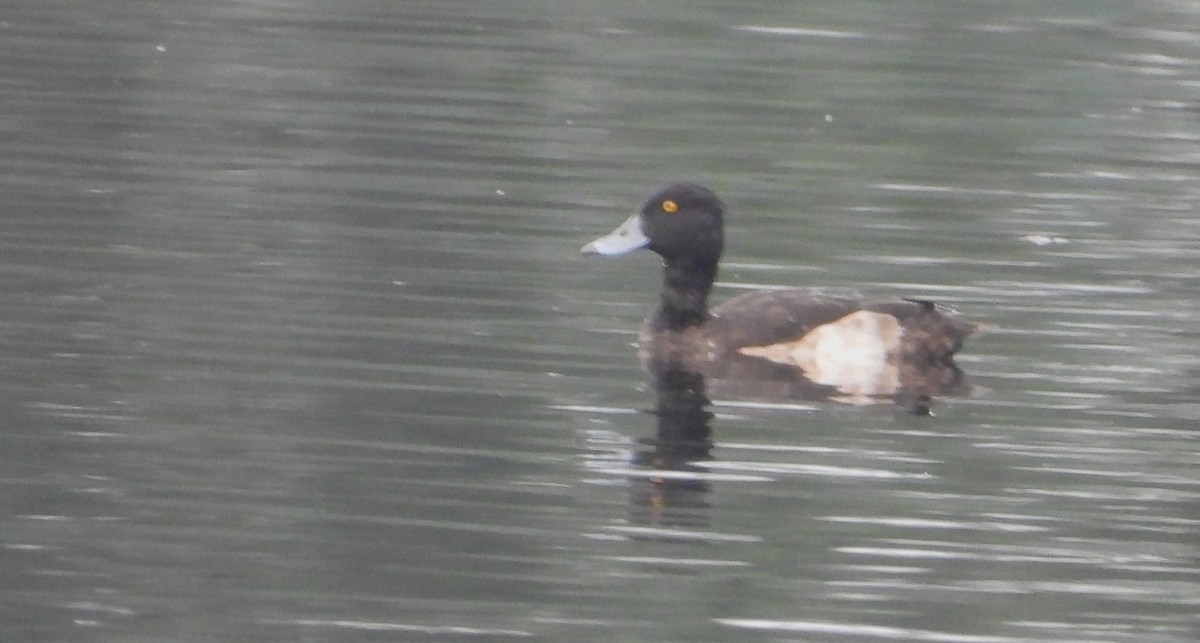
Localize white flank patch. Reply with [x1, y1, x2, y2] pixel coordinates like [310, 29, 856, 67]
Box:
[738, 311, 903, 397]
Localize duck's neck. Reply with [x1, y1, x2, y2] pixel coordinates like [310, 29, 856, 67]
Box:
[653, 258, 717, 331]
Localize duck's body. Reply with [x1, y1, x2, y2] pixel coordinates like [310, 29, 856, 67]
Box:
[582, 183, 980, 403]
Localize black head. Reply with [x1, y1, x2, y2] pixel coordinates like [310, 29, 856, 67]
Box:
[581, 183, 725, 265]
[638, 183, 724, 263]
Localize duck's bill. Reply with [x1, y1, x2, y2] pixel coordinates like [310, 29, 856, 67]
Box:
[580, 213, 649, 256]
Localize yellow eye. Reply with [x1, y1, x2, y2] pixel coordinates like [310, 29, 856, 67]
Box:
[661, 199, 678, 213]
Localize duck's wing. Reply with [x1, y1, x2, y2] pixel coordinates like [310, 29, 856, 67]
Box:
[709, 290, 981, 357]
[706, 289, 864, 351]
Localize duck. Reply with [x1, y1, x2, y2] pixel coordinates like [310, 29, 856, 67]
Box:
[580, 183, 981, 403]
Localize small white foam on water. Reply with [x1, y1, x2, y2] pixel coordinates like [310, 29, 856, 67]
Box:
[737, 25, 865, 39]
[715, 618, 1020, 642]
[698, 460, 932, 480]
[550, 404, 637, 415]
[263, 619, 532, 636]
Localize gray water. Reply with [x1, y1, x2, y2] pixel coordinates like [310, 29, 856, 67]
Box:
[3, 1, 1199, 641]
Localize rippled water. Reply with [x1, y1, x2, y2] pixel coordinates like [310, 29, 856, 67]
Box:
[3, 1, 1199, 641]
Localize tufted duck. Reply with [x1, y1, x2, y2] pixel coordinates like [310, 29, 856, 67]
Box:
[581, 183, 981, 403]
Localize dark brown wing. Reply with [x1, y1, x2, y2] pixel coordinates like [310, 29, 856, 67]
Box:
[707, 289, 980, 358]
[706, 290, 864, 352]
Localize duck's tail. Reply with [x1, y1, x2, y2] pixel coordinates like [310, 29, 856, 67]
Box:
[873, 298, 984, 362]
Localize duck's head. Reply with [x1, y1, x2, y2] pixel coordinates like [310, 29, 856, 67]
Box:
[581, 183, 725, 264]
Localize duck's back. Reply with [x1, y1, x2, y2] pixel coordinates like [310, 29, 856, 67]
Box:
[705, 289, 978, 363]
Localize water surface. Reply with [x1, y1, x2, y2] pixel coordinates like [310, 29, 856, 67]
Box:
[2, 1, 1198, 641]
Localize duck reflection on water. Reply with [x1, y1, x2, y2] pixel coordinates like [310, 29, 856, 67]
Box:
[626, 351, 970, 528]
[627, 365, 714, 529]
